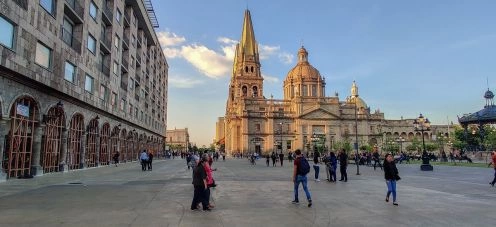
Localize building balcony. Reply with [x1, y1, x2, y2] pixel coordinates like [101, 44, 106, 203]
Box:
[60, 25, 82, 54]
[64, 0, 84, 24]
[136, 54, 142, 67]
[100, 34, 111, 54]
[124, 11, 130, 27]
[137, 35, 142, 47]
[121, 56, 129, 72]
[98, 62, 111, 77]
[122, 35, 129, 50]
[101, 4, 113, 26]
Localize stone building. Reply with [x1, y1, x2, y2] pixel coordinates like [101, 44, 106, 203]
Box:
[0, 0, 168, 180]
[165, 128, 189, 153]
[216, 10, 450, 156]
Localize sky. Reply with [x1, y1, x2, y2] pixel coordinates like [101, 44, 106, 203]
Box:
[152, 0, 496, 147]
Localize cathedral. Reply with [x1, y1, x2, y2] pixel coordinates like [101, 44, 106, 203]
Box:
[215, 10, 450, 156]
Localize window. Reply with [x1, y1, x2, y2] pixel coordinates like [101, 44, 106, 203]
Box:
[287, 140, 292, 149]
[129, 104, 133, 115]
[35, 42, 52, 68]
[87, 34, 96, 54]
[62, 19, 74, 46]
[111, 92, 117, 107]
[116, 9, 122, 23]
[99, 84, 107, 100]
[120, 99, 125, 111]
[85, 74, 94, 92]
[255, 124, 260, 132]
[312, 85, 317, 97]
[89, 1, 98, 20]
[134, 107, 138, 118]
[113, 61, 118, 75]
[114, 36, 120, 49]
[64, 61, 76, 82]
[40, 0, 55, 15]
[0, 16, 15, 49]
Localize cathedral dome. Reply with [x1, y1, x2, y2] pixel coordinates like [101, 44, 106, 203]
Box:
[285, 46, 323, 82]
[346, 81, 368, 110]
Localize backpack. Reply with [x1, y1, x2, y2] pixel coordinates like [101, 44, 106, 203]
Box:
[298, 157, 310, 175]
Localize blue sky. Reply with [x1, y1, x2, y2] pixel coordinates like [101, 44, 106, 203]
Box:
[152, 0, 496, 146]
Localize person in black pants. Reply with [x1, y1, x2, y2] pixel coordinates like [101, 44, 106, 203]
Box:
[191, 157, 210, 211]
[339, 149, 348, 182]
[373, 149, 382, 170]
[147, 151, 154, 171]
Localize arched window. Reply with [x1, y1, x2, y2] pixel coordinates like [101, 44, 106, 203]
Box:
[250, 66, 254, 72]
[245, 66, 248, 73]
[253, 86, 258, 97]
[242, 86, 247, 96]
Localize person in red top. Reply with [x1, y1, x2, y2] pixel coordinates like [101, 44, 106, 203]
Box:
[489, 151, 496, 187]
[203, 157, 217, 208]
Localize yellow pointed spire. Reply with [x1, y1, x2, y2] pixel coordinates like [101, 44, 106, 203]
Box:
[240, 9, 258, 56]
[351, 81, 359, 97]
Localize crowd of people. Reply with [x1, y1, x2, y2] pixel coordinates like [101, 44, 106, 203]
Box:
[186, 148, 496, 212]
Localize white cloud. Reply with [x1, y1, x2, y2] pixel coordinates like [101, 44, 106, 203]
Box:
[157, 31, 186, 47]
[180, 44, 232, 78]
[217, 37, 238, 45]
[259, 44, 280, 59]
[169, 75, 204, 88]
[278, 52, 294, 64]
[263, 73, 279, 83]
[163, 47, 181, 58]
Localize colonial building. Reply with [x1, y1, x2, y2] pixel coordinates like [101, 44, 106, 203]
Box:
[216, 10, 450, 156]
[166, 128, 190, 153]
[0, 0, 168, 180]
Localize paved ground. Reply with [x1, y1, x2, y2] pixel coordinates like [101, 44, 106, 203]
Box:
[0, 158, 495, 227]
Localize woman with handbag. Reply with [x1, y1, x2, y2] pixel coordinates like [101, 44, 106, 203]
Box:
[383, 153, 400, 206]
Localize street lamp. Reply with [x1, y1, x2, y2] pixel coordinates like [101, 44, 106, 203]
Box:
[279, 122, 283, 154]
[352, 102, 360, 175]
[396, 136, 405, 154]
[414, 113, 433, 171]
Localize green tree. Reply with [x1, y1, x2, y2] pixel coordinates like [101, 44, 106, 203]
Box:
[424, 143, 439, 152]
[334, 140, 352, 154]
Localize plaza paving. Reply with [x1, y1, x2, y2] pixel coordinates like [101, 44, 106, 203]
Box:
[0, 158, 495, 227]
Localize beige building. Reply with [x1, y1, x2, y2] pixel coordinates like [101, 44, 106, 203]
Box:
[216, 10, 450, 156]
[0, 0, 167, 180]
[166, 128, 190, 152]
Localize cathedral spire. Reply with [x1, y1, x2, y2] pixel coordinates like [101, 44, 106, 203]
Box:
[240, 9, 258, 56]
[351, 81, 359, 97]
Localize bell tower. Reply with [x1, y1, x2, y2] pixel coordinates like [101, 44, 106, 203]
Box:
[226, 9, 264, 112]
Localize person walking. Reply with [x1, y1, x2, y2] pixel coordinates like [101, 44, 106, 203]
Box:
[203, 154, 217, 209]
[279, 152, 284, 167]
[373, 148, 382, 170]
[113, 151, 120, 167]
[329, 152, 338, 182]
[292, 149, 312, 207]
[338, 149, 348, 182]
[384, 153, 400, 206]
[139, 150, 149, 171]
[147, 151, 154, 171]
[191, 155, 210, 211]
[324, 152, 331, 181]
[271, 152, 277, 167]
[313, 151, 321, 182]
[266, 154, 270, 167]
[489, 150, 496, 187]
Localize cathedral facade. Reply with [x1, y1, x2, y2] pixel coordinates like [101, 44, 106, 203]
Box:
[216, 10, 449, 156]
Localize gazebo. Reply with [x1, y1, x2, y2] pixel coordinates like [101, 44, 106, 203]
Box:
[458, 89, 496, 151]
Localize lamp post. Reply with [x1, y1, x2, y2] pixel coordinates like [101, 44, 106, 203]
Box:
[396, 136, 405, 154]
[414, 113, 433, 171]
[279, 122, 283, 154]
[353, 102, 360, 175]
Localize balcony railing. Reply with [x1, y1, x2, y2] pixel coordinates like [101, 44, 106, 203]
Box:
[136, 54, 142, 67]
[99, 62, 111, 77]
[100, 33, 111, 54]
[65, 0, 84, 21]
[124, 11, 130, 27]
[60, 25, 81, 54]
[122, 35, 129, 50]
[102, 4, 113, 25]
[121, 56, 129, 72]
[137, 35, 142, 47]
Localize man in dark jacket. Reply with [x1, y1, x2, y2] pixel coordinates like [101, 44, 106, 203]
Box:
[339, 149, 348, 182]
[191, 158, 210, 211]
[373, 148, 382, 170]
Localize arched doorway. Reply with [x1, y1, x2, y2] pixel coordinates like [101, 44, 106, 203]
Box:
[86, 118, 99, 167]
[110, 125, 120, 163]
[67, 114, 84, 170]
[99, 123, 110, 165]
[41, 105, 65, 173]
[119, 129, 127, 161]
[4, 96, 39, 178]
